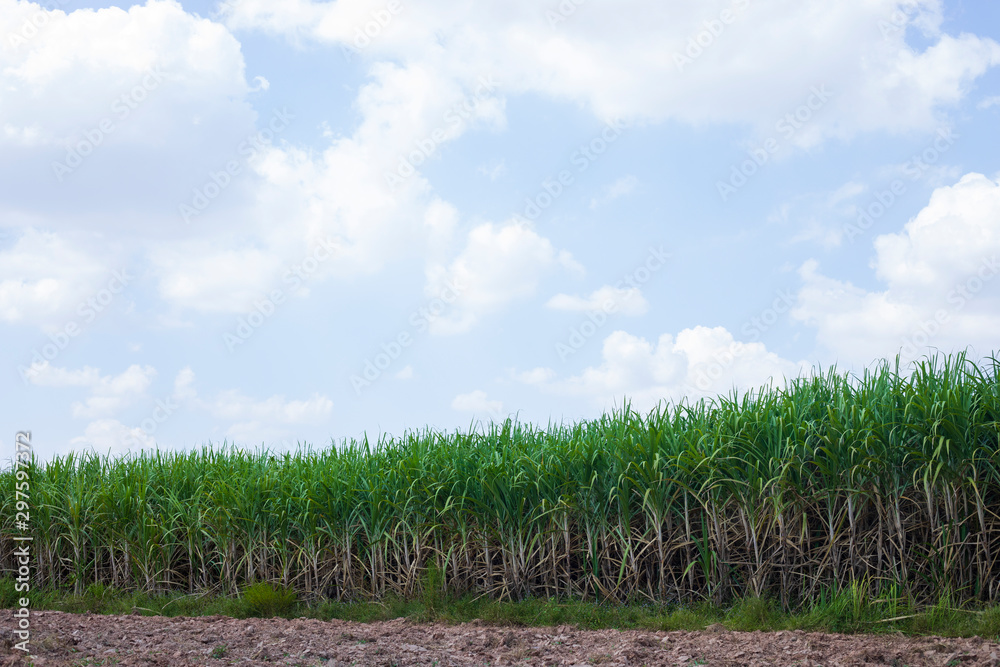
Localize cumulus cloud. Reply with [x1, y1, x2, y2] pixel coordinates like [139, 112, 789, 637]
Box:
[63, 367, 334, 455]
[0, 0, 252, 148]
[0, 0, 267, 323]
[451, 389, 503, 416]
[546, 285, 648, 316]
[209, 390, 333, 422]
[68, 419, 158, 459]
[26, 361, 157, 418]
[173, 366, 197, 399]
[424, 221, 583, 334]
[793, 172, 1000, 363]
[516, 326, 809, 412]
[151, 63, 504, 313]
[204, 388, 334, 444]
[0, 229, 111, 326]
[222, 0, 999, 140]
[152, 244, 290, 313]
[170, 368, 333, 428]
[10, 0, 994, 328]
[0, 0, 258, 224]
[55, 366, 197, 458]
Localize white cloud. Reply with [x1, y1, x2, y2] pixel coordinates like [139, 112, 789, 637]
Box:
[68, 419, 157, 459]
[423, 198, 460, 262]
[222, 0, 1000, 140]
[424, 220, 583, 334]
[64, 367, 333, 450]
[978, 95, 1000, 110]
[546, 285, 648, 316]
[514, 367, 556, 385]
[589, 175, 637, 209]
[173, 366, 197, 399]
[4, 0, 996, 330]
[0, 0, 269, 320]
[208, 389, 333, 423]
[70, 366, 157, 419]
[206, 389, 334, 444]
[517, 326, 808, 412]
[27, 361, 157, 418]
[151, 63, 504, 313]
[395, 364, 414, 380]
[13, 0, 989, 328]
[793, 172, 1000, 362]
[451, 389, 502, 416]
[58, 366, 197, 458]
[0, 229, 109, 326]
[0, 0, 252, 148]
[25, 363, 102, 388]
[153, 245, 288, 313]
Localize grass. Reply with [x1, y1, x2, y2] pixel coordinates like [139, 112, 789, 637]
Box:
[242, 581, 296, 617]
[3, 576, 999, 639]
[1, 350, 998, 613]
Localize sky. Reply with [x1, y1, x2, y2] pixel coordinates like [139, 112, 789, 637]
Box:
[2, 0, 1000, 462]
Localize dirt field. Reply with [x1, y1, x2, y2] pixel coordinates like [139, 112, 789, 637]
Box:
[2, 609, 999, 666]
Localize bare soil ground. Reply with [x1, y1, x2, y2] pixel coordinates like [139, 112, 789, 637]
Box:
[2, 610, 999, 666]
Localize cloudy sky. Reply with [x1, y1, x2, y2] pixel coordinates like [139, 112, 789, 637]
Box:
[3, 0, 1000, 461]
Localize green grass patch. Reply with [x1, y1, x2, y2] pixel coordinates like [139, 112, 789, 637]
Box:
[4, 577, 999, 639]
[241, 582, 297, 618]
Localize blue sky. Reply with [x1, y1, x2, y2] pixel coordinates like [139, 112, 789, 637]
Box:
[3, 0, 1000, 461]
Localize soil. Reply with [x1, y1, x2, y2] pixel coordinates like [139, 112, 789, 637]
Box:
[2, 610, 999, 666]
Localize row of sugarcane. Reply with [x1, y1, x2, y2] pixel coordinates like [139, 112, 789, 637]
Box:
[2, 352, 998, 608]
